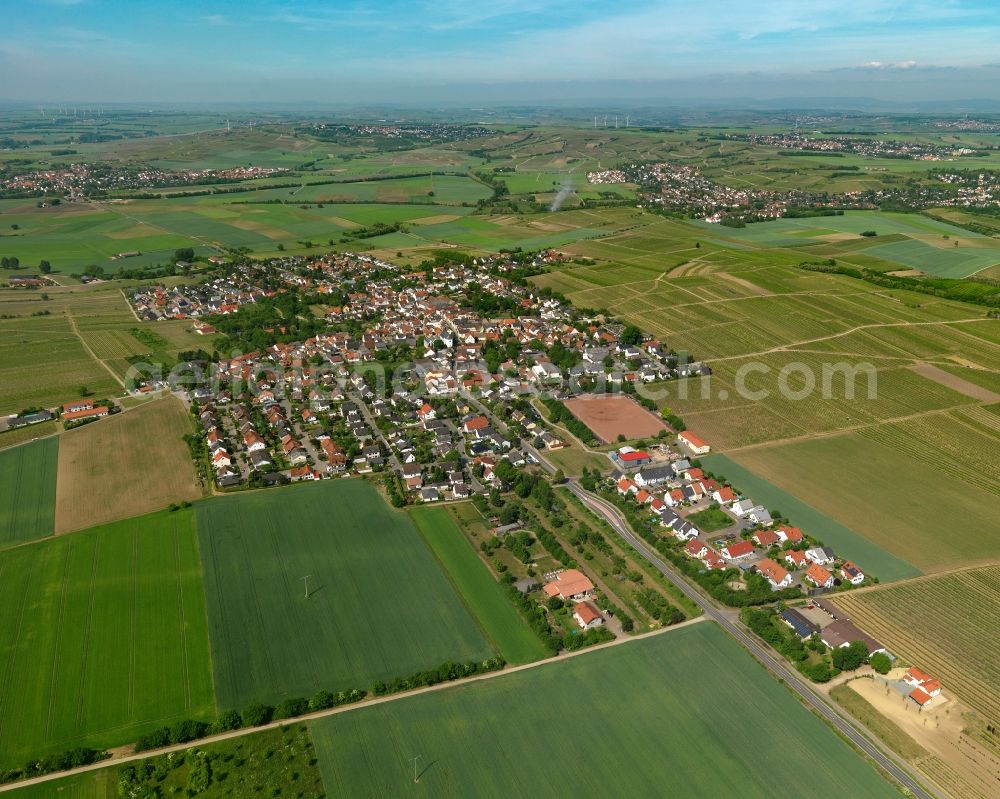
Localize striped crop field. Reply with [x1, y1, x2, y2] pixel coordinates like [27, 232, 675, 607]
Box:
[311, 623, 898, 798]
[0, 508, 214, 770]
[195, 479, 494, 711]
[837, 566, 1000, 725]
[0, 437, 58, 547]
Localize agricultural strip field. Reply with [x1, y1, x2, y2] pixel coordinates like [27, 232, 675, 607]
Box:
[0, 438, 58, 547]
[0, 508, 214, 770]
[409, 505, 547, 665]
[195, 480, 494, 711]
[723, 428, 1000, 574]
[310, 623, 897, 798]
[837, 566, 1000, 726]
[700, 454, 920, 582]
[54, 397, 200, 534]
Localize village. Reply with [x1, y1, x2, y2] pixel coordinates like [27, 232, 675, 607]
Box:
[588, 157, 1000, 224]
[123, 245, 953, 725]
[120, 251, 704, 493]
[0, 162, 287, 198]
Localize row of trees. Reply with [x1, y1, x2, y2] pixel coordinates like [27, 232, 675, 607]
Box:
[134, 654, 506, 755]
[0, 257, 53, 273]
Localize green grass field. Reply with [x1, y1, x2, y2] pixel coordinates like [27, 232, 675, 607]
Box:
[0, 438, 58, 547]
[701, 453, 920, 582]
[311, 623, 897, 798]
[195, 480, 494, 711]
[409, 506, 547, 665]
[0, 508, 214, 770]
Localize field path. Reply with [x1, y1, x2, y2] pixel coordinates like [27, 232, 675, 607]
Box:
[716, 402, 984, 455]
[120, 289, 141, 322]
[907, 361, 1000, 403]
[91, 199, 221, 252]
[710, 316, 995, 363]
[0, 617, 707, 794]
[65, 310, 126, 389]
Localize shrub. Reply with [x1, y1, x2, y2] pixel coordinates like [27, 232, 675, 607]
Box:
[870, 652, 891, 675]
[241, 703, 274, 728]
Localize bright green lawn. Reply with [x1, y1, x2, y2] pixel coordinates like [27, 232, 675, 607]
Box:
[0, 508, 214, 770]
[409, 506, 547, 665]
[0, 437, 58, 547]
[686, 506, 732, 533]
[311, 623, 898, 798]
[195, 480, 494, 711]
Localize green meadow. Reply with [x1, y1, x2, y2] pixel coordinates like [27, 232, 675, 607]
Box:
[0, 438, 58, 547]
[410, 505, 547, 665]
[0, 509, 214, 770]
[195, 480, 494, 711]
[311, 623, 898, 799]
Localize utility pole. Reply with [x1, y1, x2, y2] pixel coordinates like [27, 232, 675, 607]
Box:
[412, 754, 422, 783]
[301, 575, 312, 599]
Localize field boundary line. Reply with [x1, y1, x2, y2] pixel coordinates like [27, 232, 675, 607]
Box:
[173, 520, 193, 712]
[0, 618, 705, 793]
[409, 509, 503, 658]
[119, 289, 141, 322]
[718, 403, 988, 455]
[710, 316, 995, 364]
[841, 559, 1000, 595]
[64, 310, 125, 389]
[74, 536, 102, 727]
[44, 540, 74, 738]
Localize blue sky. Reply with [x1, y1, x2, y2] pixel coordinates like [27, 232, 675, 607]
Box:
[3, 1, 1000, 103]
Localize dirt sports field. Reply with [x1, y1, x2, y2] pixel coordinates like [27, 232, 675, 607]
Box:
[563, 395, 666, 443]
[55, 396, 201, 533]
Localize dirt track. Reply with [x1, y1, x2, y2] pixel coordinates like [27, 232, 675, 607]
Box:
[907, 361, 1000, 403]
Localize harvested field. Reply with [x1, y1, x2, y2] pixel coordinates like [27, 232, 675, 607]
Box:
[907, 362, 1000, 403]
[55, 397, 200, 533]
[563, 395, 666, 443]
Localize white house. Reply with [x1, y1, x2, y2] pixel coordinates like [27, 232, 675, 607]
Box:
[805, 546, 835, 565]
[731, 499, 756, 517]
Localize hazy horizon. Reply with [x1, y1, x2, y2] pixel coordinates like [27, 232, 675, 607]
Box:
[4, 0, 1000, 107]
